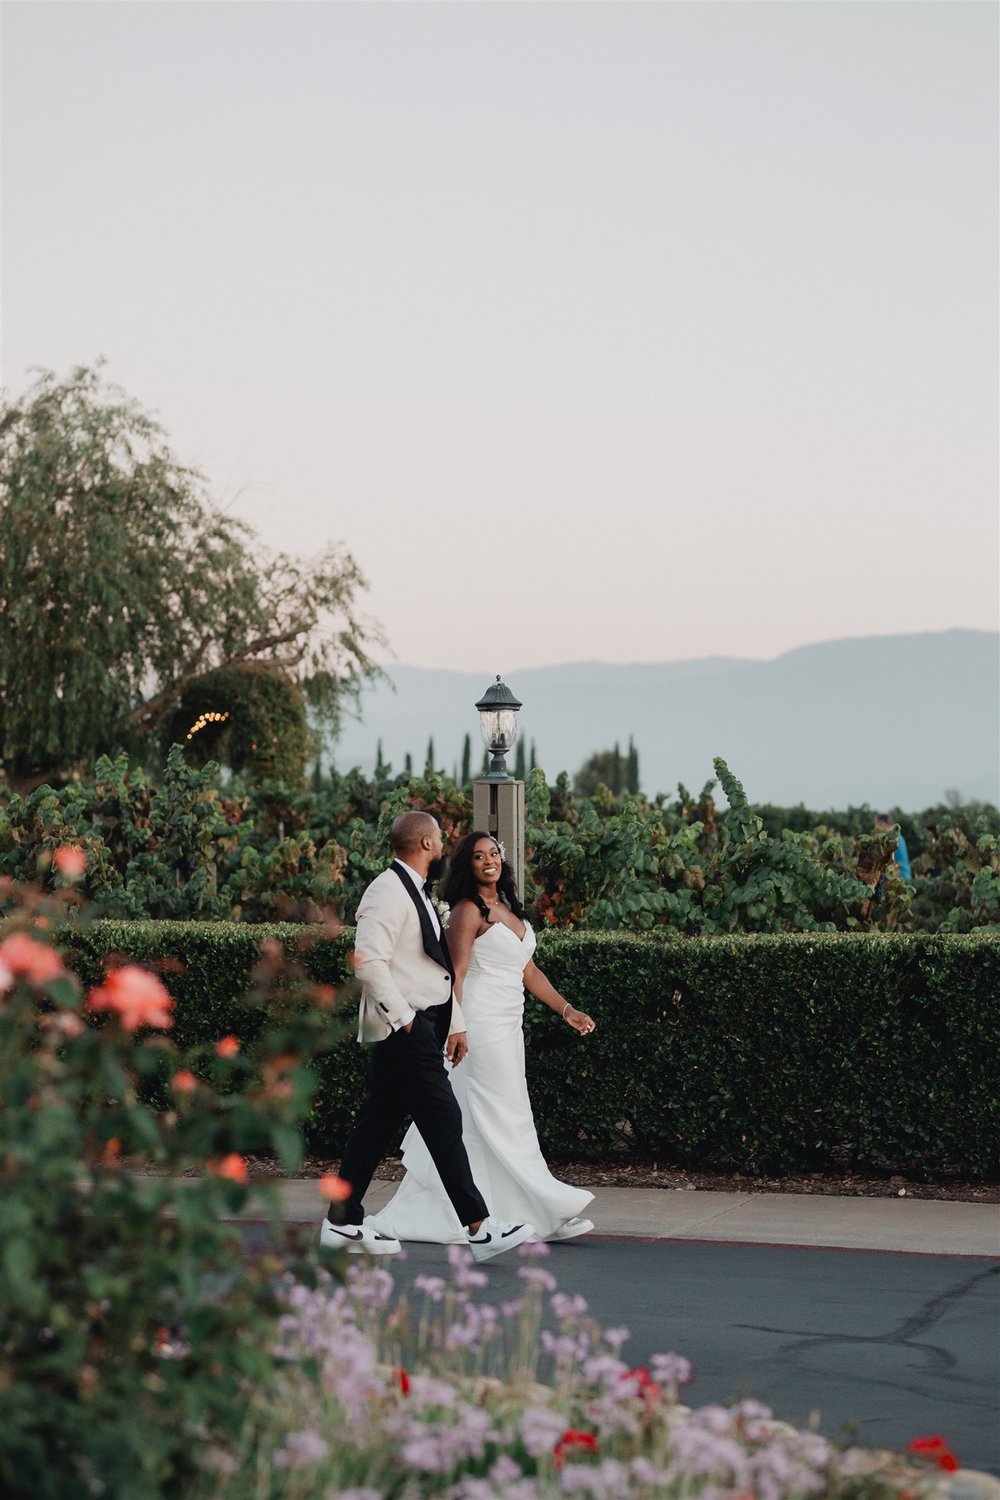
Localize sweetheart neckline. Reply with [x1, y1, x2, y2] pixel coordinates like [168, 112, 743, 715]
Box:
[476, 919, 531, 946]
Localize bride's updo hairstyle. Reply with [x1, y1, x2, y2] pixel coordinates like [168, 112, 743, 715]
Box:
[442, 830, 526, 923]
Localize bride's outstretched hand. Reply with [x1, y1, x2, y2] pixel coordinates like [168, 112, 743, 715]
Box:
[565, 1007, 596, 1036]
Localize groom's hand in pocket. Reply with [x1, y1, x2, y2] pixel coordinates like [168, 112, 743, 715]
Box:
[446, 1030, 468, 1067]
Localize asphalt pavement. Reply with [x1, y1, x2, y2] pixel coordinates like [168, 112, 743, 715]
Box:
[230, 1179, 1000, 1476]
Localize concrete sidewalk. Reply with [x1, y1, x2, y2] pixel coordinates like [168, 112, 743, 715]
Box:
[236, 1178, 1000, 1257]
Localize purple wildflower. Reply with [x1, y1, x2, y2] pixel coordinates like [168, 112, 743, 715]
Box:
[446, 1244, 489, 1289]
[519, 1405, 570, 1458]
[541, 1329, 589, 1365]
[519, 1265, 558, 1291]
[272, 1430, 329, 1469]
[489, 1455, 523, 1485]
[414, 1274, 447, 1302]
[407, 1373, 458, 1408]
[345, 1263, 394, 1307]
[560, 1457, 627, 1496]
[650, 1351, 692, 1388]
[667, 1419, 749, 1482]
[551, 1292, 589, 1319]
[581, 1352, 627, 1385]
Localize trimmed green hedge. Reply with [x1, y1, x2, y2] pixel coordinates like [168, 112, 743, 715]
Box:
[60, 923, 1000, 1180]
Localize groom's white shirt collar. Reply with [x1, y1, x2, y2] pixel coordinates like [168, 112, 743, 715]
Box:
[392, 858, 441, 938]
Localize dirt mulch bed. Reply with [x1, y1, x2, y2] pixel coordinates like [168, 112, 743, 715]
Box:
[248, 1156, 999, 1204]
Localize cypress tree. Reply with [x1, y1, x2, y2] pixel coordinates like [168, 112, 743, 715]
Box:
[460, 732, 471, 786]
[425, 737, 435, 775]
[627, 736, 640, 794]
[611, 742, 622, 794]
[404, 752, 413, 777]
[514, 739, 526, 779]
[529, 740, 537, 771]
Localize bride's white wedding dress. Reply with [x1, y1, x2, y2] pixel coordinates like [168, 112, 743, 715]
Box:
[369, 920, 593, 1243]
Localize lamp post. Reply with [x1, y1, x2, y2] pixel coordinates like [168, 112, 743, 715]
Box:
[472, 676, 526, 899]
[475, 676, 523, 779]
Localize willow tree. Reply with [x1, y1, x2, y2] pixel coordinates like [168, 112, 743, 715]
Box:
[0, 365, 381, 792]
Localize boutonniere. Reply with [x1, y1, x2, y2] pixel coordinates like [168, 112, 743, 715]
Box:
[432, 897, 450, 929]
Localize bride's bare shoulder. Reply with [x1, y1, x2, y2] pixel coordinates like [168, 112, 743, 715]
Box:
[446, 898, 481, 928]
[447, 898, 490, 941]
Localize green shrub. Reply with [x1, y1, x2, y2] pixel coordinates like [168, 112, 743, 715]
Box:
[525, 930, 1000, 1181]
[6, 752, 998, 933]
[59, 922, 1000, 1181]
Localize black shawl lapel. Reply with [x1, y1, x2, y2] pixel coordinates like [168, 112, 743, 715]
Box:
[391, 863, 454, 978]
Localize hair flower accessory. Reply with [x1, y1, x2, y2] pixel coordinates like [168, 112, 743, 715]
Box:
[496, 840, 506, 862]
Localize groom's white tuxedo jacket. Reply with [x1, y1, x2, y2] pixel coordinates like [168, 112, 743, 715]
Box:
[353, 867, 466, 1043]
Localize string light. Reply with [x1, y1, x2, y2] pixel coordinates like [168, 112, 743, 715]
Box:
[186, 710, 230, 741]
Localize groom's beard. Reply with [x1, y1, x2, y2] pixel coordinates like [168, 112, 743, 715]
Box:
[426, 856, 446, 887]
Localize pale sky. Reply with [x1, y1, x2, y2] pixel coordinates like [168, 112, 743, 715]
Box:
[3, 1, 997, 673]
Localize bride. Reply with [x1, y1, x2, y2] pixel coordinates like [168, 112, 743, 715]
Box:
[369, 831, 597, 1245]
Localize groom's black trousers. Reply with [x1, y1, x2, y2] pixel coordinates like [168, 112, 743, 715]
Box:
[333, 1000, 489, 1230]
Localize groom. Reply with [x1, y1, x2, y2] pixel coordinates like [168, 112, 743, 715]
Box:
[321, 810, 535, 1262]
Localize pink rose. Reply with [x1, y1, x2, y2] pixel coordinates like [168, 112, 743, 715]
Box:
[208, 1154, 248, 1183]
[318, 1173, 351, 1202]
[53, 845, 87, 879]
[0, 932, 67, 990]
[87, 966, 174, 1031]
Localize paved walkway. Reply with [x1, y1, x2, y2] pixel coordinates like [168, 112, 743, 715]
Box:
[227, 1181, 999, 1475]
[235, 1178, 1000, 1257]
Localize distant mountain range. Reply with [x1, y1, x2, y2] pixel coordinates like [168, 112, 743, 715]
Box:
[328, 630, 999, 811]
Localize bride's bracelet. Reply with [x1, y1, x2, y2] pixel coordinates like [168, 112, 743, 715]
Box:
[561, 1001, 572, 1020]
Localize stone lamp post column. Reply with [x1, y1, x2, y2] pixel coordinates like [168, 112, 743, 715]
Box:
[471, 676, 525, 900]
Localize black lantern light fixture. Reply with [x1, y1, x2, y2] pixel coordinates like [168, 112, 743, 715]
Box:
[475, 676, 522, 781]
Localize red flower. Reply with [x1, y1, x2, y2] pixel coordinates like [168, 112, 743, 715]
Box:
[909, 1436, 960, 1472]
[87, 966, 173, 1031]
[553, 1430, 598, 1468]
[215, 1035, 240, 1057]
[624, 1366, 661, 1402]
[394, 1365, 411, 1395]
[317, 1174, 351, 1202]
[207, 1153, 248, 1183]
[53, 845, 87, 879]
[0, 932, 67, 990]
[170, 1070, 198, 1094]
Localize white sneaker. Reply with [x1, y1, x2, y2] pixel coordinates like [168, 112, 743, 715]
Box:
[465, 1216, 536, 1263]
[319, 1218, 401, 1255]
[547, 1216, 594, 1242]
